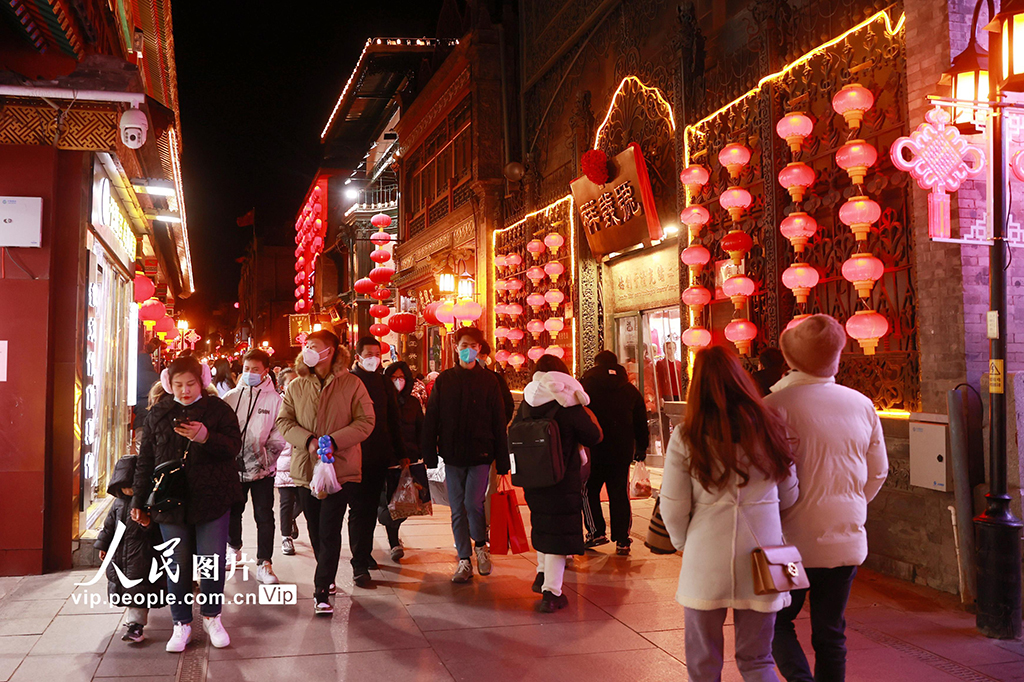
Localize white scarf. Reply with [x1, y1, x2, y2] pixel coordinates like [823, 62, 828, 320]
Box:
[523, 371, 590, 408]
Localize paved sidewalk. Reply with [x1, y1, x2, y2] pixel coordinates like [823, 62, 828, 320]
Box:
[1, 493, 1022, 682]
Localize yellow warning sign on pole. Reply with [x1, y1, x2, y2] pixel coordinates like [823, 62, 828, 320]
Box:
[990, 359, 1005, 394]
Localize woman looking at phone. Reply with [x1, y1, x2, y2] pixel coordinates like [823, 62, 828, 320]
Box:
[132, 355, 243, 653]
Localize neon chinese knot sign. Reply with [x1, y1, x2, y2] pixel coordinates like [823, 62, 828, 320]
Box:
[890, 106, 985, 239]
[184, 329, 201, 350]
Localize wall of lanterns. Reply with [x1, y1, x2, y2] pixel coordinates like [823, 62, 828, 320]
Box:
[293, 178, 328, 314]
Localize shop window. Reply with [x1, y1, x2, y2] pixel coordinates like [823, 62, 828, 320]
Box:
[405, 94, 473, 233]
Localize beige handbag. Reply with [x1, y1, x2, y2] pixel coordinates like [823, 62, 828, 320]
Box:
[742, 512, 810, 595]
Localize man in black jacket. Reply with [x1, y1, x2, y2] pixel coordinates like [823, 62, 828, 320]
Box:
[580, 350, 649, 555]
[350, 337, 406, 587]
[422, 326, 510, 583]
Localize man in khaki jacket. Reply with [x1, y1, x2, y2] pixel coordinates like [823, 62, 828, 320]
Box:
[277, 330, 375, 615]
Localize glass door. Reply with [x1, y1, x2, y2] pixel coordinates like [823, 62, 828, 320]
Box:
[644, 306, 684, 457]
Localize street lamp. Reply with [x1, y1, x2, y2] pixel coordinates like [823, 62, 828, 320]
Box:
[942, 1, 992, 132]
[177, 319, 188, 331]
[438, 265, 456, 296]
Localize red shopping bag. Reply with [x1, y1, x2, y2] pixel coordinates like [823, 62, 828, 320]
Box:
[499, 475, 530, 554]
[490, 482, 512, 555]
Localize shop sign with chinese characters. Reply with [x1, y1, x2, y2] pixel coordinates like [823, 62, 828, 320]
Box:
[570, 143, 662, 257]
[608, 243, 679, 312]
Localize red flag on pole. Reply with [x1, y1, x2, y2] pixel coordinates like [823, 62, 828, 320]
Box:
[236, 209, 255, 227]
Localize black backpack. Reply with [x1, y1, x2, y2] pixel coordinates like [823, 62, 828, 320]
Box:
[508, 402, 565, 489]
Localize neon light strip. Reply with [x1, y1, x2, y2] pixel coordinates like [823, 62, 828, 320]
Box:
[594, 76, 676, 149]
[167, 128, 194, 292]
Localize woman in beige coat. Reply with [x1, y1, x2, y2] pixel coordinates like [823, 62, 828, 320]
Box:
[661, 346, 798, 682]
[276, 330, 375, 615]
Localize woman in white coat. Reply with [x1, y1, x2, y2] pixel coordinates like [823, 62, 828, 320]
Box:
[661, 346, 799, 682]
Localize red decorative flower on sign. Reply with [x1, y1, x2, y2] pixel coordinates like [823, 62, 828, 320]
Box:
[581, 149, 610, 185]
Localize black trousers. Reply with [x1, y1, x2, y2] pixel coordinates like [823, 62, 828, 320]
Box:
[585, 458, 632, 544]
[376, 488, 405, 548]
[773, 565, 858, 682]
[228, 476, 276, 563]
[347, 465, 387, 574]
[278, 486, 303, 538]
[298, 484, 353, 601]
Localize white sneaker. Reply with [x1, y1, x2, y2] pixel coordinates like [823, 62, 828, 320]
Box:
[474, 545, 492, 576]
[203, 614, 230, 648]
[256, 562, 279, 585]
[165, 622, 192, 653]
[452, 559, 473, 583]
[225, 545, 240, 566]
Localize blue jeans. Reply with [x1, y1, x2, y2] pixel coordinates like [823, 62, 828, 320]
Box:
[444, 463, 490, 560]
[685, 607, 780, 682]
[159, 511, 230, 624]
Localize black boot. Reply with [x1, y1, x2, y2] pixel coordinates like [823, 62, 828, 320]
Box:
[531, 572, 545, 594]
[536, 590, 569, 613]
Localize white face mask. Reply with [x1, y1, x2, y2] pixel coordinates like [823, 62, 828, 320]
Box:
[359, 356, 381, 372]
[392, 377, 406, 392]
[301, 346, 330, 367]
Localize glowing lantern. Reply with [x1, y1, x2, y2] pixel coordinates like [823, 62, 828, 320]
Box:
[371, 213, 392, 229]
[681, 244, 711, 275]
[133, 274, 155, 303]
[680, 205, 711, 237]
[505, 278, 524, 291]
[507, 303, 524, 318]
[544, 262, 565, 283]
[718, 143, 752, 179]
[721, 230, 754, 266]
[780, 212, 818, 253]
[495, 303, 508, 317]
[778, 163, 815, 202]
[369, 266, 395, 285]
[842, 253, 885, 298]
[297, 256, 306, 270]
[496, 279, 508, 291]
[456, 299, 484, 323]
[527, 239, 546, 260]
[369, 304, 390, 318]
[526, 293, 546, 313]
[944, 32, 990, 130]
[836, 140, 878, 185]
[509, 352, 527, 371]
[544, 233, 565, 254]
[682, 285, 712, 314]
[423, 301, 442, 326]
[370, 249, 391, 264]
[725, 318, 758, 356]
[494, 254, 507, 270]
[139, 299, 165, 324]
[832, 83, 874, 129]
[782, 263, 820, 304]
[311, 236, 323, 252]
[294, 301, 305, 313]
[723, 275, 756, 310]
[436, 302, 455, 332]
[682, 326, 712, 349]
[164, 328, 180, 341]
[786, 314, 811, 332]
[680, 164, 711, 197]
[495, 326, 510, 339]
[545, 345, 566, 359]
[153, 317, 176, 336]
[495, 349, 511, 367]
[543, 289, 565, 312]
[354, 277, 376, 295]
[505, 253, 523, 269]
[544, 318, 565, 334]
[776, 112, 814, 153]
[527, 319, 545, 339]
[838, 196, 881, 242]
[371, 287, 391, 301]
[846, 310, 889, 355]
[527, 345, 546, 361]
[369, 323, 390, 337]
[296, 285, 306, 297]
[507, 328, 525, 342]
[719, 187, 752, 222]
[389, 312, 416, 334]
[527, 266, 546, 285]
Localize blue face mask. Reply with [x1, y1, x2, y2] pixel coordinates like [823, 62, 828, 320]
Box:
[458, 347, 479, 364]
[240, 371, 263, 387]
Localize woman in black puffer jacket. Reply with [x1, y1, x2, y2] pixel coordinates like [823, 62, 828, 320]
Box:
[131, 355, 242, 653]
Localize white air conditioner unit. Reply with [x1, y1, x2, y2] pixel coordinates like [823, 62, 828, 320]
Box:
[0, 196, 43, 248]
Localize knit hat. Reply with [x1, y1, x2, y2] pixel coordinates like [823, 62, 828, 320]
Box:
[779, 314, 846, 378]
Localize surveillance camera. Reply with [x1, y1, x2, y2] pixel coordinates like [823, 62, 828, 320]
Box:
[120, 107, 148, 149]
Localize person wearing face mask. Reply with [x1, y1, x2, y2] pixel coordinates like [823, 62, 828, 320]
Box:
[381, 360, 424, 559]
[131, 355, 243, 652]
[222, 349, 287, 584]
[422, 326, 510, 583]
[348, 337, 406, 585]
[276, 330, 375, 615]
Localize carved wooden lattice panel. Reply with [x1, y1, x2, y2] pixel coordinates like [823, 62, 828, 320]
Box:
[0, 101, 118, 150]
[684, 10, 919, 411]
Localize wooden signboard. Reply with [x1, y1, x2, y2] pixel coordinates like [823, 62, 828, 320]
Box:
[570, 143, 662, 258]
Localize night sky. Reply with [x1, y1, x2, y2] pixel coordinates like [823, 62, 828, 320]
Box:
[172, 2, 444, 329]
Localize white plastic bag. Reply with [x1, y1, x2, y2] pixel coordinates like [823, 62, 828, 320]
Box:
[310, 460, 341, 500]
[427, 457, 446, 483]
[629, 461, 653, 499]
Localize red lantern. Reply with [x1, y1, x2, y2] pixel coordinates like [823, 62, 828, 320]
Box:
[680, 205, 711, 237]
[526, 292, 546, 312]
[369, 304, 390, 318]
[842, 253, 885, 298]
[495, 349, 511, 367]
[505, 277, 524, 291]
[164, 328, 180, 341]
[453, 299, 483, 322]
[846, 310, 888, 355]
[719, 187, 752, 222]
[778, 163, 816, 203]
[505, 253, 523, 269]
[369, 266, 395, 285]
[543, 262, 565, 283]
[527, 319, 545, 339]
[390, 312, 416, 334]
[133, 274, 155, 303]
[722, 275, 756, 310]
[681, 244, 711, 275]
[436, 302, 455, 328]
[507, 328, 525, 342]
[495, 326, 510, 339]
[139, 299, 165, 322]
[371, 213, 392, 229]
[544, 318, 565, 334]
[527, 345, 545, 361]
[295, 300, 306, 313]
[423, 301, 442, 326]
[545, 345, 566, 359]
[496, 279, 508, 291]
[369, 323, 390, 337]
[371, 287, 391, 301]
[543, 290, 564, 312]
[782, 263, 820, 304]
[680, 164, 711, 196]
[370, 231, 392, 246]
[354, 277, 376, 295]
[153, 317, 176, 334]
[527, 239, 546, 260]
[312, 236, 323, 252]
[494, 254, 508, 270]
[718, 143, 752, 179]
[786, 314, 811, 333]
[725, 318, 758, 356]
[832, 83, 874, 129]
[506, 303, 524, 318]
[776, 112, 814, 153]
[838, 196, 881, 242]
[527, 266, 545, 285]
[543, 233, 565, 254]
[835, 139, 878, 185]
[720, 230, 754, 266]
[370, 249, 391, 264]
[495, 303, 508, 317]
[509, 352, 527, 371]
[682, 285, 712, 313]
[682, 326, 712, 349]
[780, 212, 818, 253]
